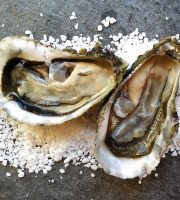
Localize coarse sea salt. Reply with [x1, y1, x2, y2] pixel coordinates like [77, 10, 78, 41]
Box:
[0, 28, 179, 179]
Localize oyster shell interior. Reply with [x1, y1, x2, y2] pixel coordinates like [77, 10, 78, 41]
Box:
[95, 37, 180, 179]
[0, 37, 127, 125]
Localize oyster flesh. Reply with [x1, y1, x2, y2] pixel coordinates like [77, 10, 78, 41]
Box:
[95, 37, 180, 179]
[0, 36, 127, 125]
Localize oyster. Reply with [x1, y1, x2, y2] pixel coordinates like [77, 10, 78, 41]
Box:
[95, 37, 180, 179]
[0, 36, 127, 125]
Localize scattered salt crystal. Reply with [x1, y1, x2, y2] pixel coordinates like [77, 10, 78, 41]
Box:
[82, 158, 89, 163]
[72, 12, 76, 16]
[43, 34, 47, 41]
[109, 17, 116, 24]
[166, 17, 169, 20]
[80, 171, 83, 174]
[64, 157, 72, 164]
[60, 176, 63, 179]
[112, 35, 119, 41]
[91, 165, 98, 171]
[78, 150, 83, 157]
[84, 163, 91, 168]
[51, 179, 54, 183]
[65, 40, 72, 47]
[49, 36, 55, 43]
[25, 30, 31, 35]
[2, 160, 7, 166]
[97, 25, 103, 32]
[18, 172, 24, 178]
[6, 173, 11, 177]
[138, 179, 142, 184]
[64, 163, 69, 168]
[60, 35, 67, 42]
[2, 24, 4, 27]
[103, 21, 109, 28]
[40, 13, 43, 17]
[155, 173, 158, 177]
[70, 16, 77, 20]
[59, 169, 65, 174]
[74, 23, 78, 30]
[91, 173, 95, 178]
[90, 159, 95, 164]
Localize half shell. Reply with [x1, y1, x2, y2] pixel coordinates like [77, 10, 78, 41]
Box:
[95, 37, 180, 179]
[0, 36, 127, 125]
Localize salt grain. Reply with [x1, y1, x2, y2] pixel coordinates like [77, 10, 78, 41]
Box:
[109, 17, 116, 24]
[25, 30, 31, 35]
[59, 169, 65, 174]
[91, 165, 98, 171]
[18, 172, 24, 178]
[74, 23, 78, 30]
[6, 172, 11, 177]
[97, 25, 103, 32]
[60, 35, 67, 42]
[91, 173, 95, 178]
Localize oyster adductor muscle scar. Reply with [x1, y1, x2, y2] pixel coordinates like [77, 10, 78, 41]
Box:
[95, 37, 180, 179]
[0, 36, 127, 125]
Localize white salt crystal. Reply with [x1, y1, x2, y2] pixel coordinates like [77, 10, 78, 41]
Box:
[6, 173, 11, 177]
[82, 158, 89, 163]
[40, 13, 43, 17]
[91, 165, 98, 170]
[80, 171, 83, 174]
[25, 30, 31, 35]
[43, 34, 47, 41]
[2, 160, 7, 166]
[109, 17, 116, 24]
[2, 24, 4, 27]
[103, 21, 109, 28]
[155, 173, 158, 177]
[78, 150, 83, 156]
[72, 12, 76, 16]
[91, 173, 95, 178]
[97, 25, 103, 32]
[64, 157, 72, 164]
[65, 40, 72, 47]
[74, 23, 78, 30]
[113, 35, 119, 41]
[49, 36, 55, 43]
[46, 166, 52, 171]
[60, 35, 67, 42]
[84, 163, 91, 168]
[70, 16, 77, 20]
[59, 169, 65, 174]
[18, 172, 24, 178]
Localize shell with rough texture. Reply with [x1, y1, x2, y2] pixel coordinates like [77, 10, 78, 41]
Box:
[0, 36, 127, 125]
[95, 37, 180, 179]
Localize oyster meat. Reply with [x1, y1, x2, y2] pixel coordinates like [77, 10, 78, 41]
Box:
[0, 37, 127, 125]
[95, 37, 180, 179]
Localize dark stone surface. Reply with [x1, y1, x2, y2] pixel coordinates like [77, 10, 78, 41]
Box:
[0, 0, 180, 199]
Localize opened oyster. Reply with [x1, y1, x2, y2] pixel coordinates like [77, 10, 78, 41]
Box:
[0, 36, 127, 125]
[95, 37, 180, 179]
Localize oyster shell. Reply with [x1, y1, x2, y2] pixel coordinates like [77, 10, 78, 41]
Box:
[0, 36, 127, 125]
[95, 37, 180, 179]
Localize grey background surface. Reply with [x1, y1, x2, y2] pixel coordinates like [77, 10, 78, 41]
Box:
[0, 0, 180, 199]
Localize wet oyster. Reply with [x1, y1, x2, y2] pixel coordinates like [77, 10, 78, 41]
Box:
[95, 37, 180, 179]
[0, 37, 127, 125]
